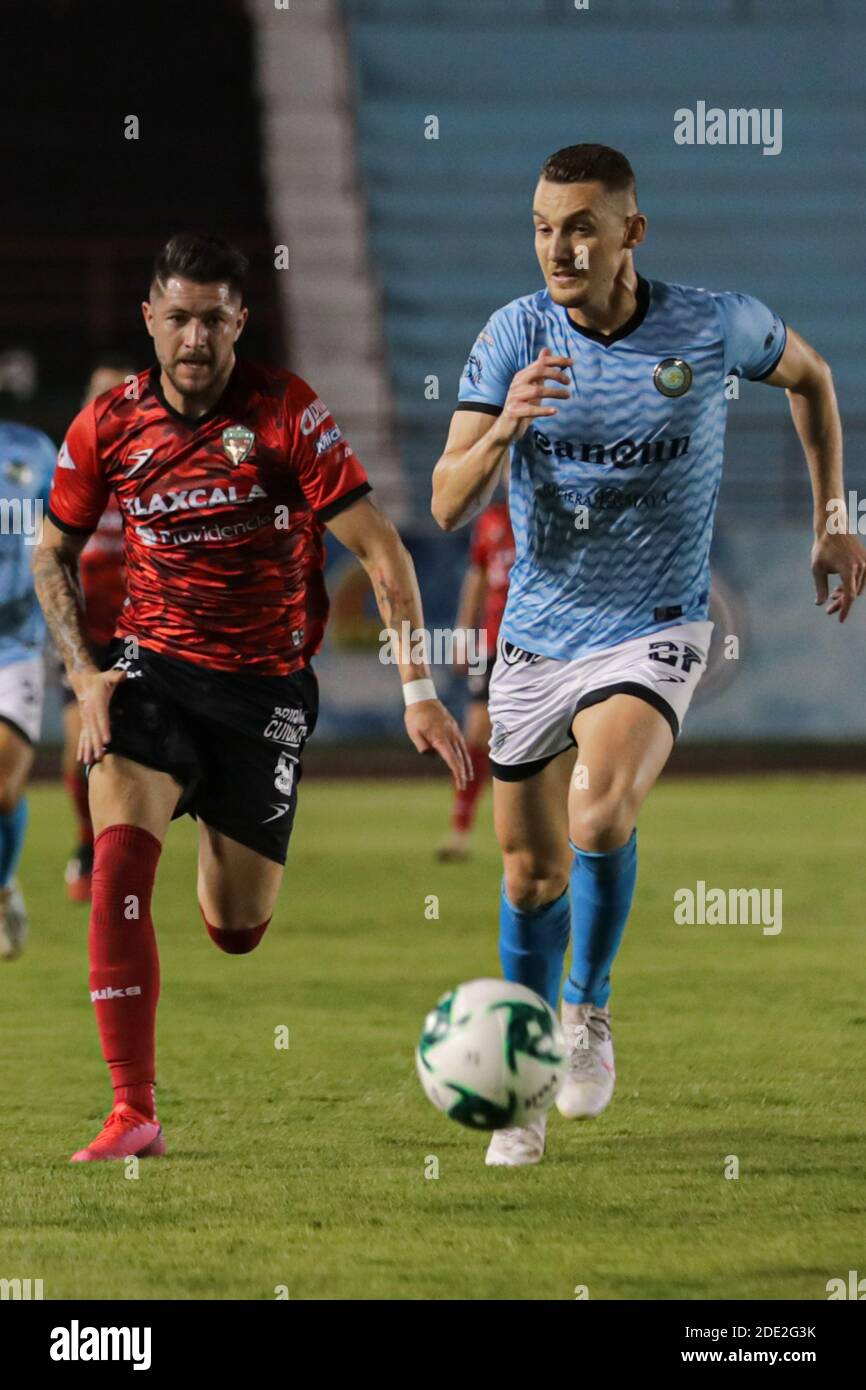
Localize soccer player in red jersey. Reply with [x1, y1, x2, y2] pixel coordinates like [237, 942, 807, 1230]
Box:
[61, 358, 135, 903]
[34, 233, 470, 1162]
[437, 497, 514, 861]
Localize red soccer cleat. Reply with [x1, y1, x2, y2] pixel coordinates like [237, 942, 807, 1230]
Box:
[70, 1102, 165, 1162]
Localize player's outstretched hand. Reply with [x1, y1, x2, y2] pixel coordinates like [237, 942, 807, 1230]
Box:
[73, 668, 127, 766]
[405, 699, 473, 789]
[493, 346, 572, 445]
[811, 531, 866, 623]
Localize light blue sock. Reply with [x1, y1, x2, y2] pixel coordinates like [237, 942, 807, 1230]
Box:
[564, 830, 637, 1008]
[0, 798, 28, 887]
[498, 882, 571, 1008]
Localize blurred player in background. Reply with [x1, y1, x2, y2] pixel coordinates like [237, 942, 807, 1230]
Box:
[437, 493, 513, 862]
[0, 419, 56, 958]
[35, 233, 470, 1162]
[62, 357, 135, 902]
[433, 143, 866, 1166]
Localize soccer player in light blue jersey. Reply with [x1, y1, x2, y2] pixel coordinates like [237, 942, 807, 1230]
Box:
[0, 420, 56, 958]
[432, 144, 866, 1166]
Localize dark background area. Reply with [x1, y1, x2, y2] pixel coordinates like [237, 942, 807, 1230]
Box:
[0, 0, 283, 439]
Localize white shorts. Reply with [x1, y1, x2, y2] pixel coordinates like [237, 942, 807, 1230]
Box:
[488, 621, 714, 781]
[0, 653, 45, 745]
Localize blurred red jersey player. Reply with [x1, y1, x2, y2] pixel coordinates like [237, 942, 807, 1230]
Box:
[62, 358, 135, 903]
[437, 495, 514, 861]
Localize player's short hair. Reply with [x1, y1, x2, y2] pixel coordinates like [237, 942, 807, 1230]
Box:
[151, 233, 249, 301]
[540, 143, 636, 197]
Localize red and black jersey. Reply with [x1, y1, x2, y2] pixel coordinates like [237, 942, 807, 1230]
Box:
[49, 361, 371, 675]
[469, 501, 514, 647]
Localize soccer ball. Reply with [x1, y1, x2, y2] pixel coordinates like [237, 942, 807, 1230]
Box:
[415, 978, 566, 1130]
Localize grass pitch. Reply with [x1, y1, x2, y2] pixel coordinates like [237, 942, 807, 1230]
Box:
[1, 774, 864, 1300]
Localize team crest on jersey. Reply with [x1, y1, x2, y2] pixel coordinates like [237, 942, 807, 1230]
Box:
[221, 424, 256, 465]
[653, 358, 693, 398]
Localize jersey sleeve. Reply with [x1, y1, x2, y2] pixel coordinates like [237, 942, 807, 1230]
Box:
[285, 377, 372, 522]
[47, 403, 109, 534]
[456, 305, 521, 414]
[714, 291, 787, 381]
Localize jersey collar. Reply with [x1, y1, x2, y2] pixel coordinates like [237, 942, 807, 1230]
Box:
[148, 361, 240, 429]
[558, 275, 651, 346]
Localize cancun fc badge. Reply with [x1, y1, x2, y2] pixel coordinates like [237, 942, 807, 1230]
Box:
[221, 424, 255, 465]
[653, 358, 693, 398]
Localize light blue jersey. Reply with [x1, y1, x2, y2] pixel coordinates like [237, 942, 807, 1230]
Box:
[457, 278, 785, 658]
[0, 422, 56, 668]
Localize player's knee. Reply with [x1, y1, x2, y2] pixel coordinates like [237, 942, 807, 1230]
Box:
[503, 853, 568, 910]
[570, 796, 635, 854]
[202, 910, 271, 955]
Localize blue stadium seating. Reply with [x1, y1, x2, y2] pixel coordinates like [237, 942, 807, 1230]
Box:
[344, 5, 866, 524]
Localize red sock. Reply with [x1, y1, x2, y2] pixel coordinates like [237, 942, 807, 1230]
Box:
[89, 825, 162, 1120]
[64, 771, 93, 848]
[452, 747, 490, 832]
[202, 910, 270, 955]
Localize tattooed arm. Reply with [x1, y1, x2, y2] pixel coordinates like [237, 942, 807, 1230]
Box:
[325, 495, 472, 788]
[33, 517, 125, 765]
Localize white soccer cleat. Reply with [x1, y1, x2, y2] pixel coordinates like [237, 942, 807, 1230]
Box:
[0, 879, 28, 961]
[485, 1115, 547, 1167]
[556, 1001, 615, 1119]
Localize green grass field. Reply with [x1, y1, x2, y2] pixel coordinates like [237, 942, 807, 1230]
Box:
[2, 774, 865, 1300]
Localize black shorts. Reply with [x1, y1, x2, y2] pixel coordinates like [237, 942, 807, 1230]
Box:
[97, 642, 318, 865]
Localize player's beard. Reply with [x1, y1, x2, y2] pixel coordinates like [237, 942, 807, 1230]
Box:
[164, 357, 218, 400]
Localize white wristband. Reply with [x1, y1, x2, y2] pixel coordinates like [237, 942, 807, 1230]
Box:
[403, 678, 437, 707]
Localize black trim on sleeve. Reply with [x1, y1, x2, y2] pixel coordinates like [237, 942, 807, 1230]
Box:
[454, 401, 503, 416]
[315, 480, 373, 524]
[751, 322, 788, 381]
[574, 681, 679, 741]
[46, 507, 95, 538]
